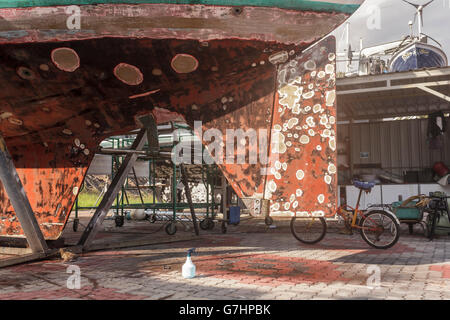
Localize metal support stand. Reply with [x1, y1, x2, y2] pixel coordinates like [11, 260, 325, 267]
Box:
[180, 164, 199, 236]
[0, 136, 49, 253]
[131, 167, 145, 204]
[78, 128, 148, 251]
[221, 175, 228, 216]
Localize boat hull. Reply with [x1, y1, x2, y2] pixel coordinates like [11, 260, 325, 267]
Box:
[0, 2, 359, 240]
[389, 42, 448, 72]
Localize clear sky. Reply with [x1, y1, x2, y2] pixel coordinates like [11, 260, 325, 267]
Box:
[331, 0, 450, 72]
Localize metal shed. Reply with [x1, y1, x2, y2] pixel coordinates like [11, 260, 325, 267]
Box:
[336, 67, 450, 203]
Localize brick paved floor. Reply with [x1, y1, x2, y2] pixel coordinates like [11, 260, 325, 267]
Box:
[0, 216, 449, 300]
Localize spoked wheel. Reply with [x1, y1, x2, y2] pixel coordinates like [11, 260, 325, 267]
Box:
[200, 219, 208, 230]
[165, 222, 177, 235]
[115, 215, 124, 227]
[290, 217, 327, 244]
[200, 218, 215, 230]
[360, 210, 400, 249]
[265, 217, 274, 226]
[148, 214, 157, 223]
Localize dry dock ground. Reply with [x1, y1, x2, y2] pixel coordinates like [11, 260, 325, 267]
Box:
[0, 213, 449, 300]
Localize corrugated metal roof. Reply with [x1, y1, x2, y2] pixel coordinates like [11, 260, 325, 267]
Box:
[337, 66, 450, 120]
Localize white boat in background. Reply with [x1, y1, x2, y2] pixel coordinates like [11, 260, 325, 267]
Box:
[389, 39, 447, 72]
[388, 0, 447, 72]
[342, 0, 448, 77]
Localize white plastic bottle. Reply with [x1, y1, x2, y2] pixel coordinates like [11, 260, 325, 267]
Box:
[182, 248, 196, 279]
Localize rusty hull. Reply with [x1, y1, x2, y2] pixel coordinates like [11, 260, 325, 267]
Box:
[0, 3, 348, 240]
[267, 37, 337, 218]
[205, 37, 338, 218]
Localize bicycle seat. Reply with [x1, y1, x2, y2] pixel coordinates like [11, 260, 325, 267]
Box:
[353, 180, 375, 191]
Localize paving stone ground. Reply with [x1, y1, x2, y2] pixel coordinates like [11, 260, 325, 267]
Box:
[0, 215, 449, 300]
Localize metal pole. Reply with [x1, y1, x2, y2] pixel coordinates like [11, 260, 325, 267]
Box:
[132, 167, 144, 204]
[211, 166, 215, 219]
[0, 136, 48, 253]
[180, 164, 199, 236]
[152, 159, 155, 215]
[205, 166, 209, 218]
[117, 138, 121, 213]
[78, 129, 148, 250]
[121, 184, 124, 217]
[222, 174, 227, 216]
[75, 190, 79, 219]
[349, 119, 354, 180]
[172, 162, 177, 221]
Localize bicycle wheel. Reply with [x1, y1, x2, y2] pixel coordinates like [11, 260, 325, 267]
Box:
[360, 210, 399, 249]
[290, 217, 327, 244]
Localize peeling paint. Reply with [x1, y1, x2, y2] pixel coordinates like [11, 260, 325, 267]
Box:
[264, 36, 337, 218]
